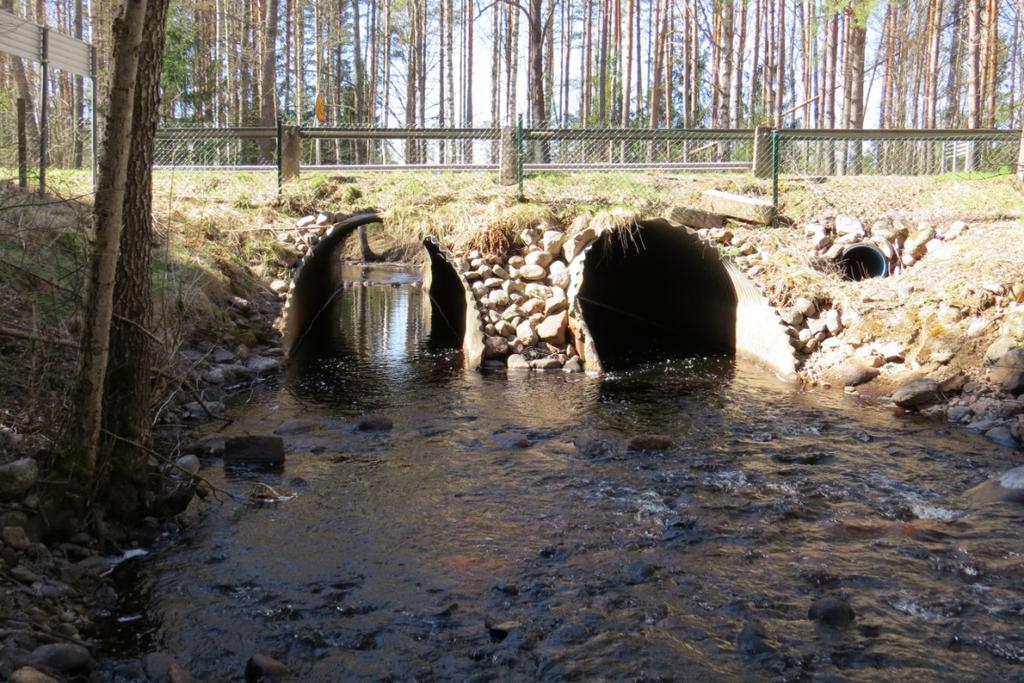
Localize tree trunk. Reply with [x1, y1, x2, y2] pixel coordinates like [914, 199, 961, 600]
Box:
[73, 0, 84, 166]
[102, 0, 169, 516]
[66, 0, 148, 479]
[621, 0, 633, 126]
[732, 0, 746, 126]
[773, 0, 784, 127]
[260, 0, 279, 158]
[966, 0, 981, 127]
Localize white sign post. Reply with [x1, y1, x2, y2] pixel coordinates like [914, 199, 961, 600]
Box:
[0, 9, 96, 192]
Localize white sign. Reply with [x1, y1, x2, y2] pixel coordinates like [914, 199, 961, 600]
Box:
[0, 9, 92, 77]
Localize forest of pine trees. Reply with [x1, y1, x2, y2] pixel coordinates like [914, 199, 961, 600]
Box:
[3, 0, 1024, 145]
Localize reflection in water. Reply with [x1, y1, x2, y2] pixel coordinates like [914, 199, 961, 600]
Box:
[102, 266, 1024, 682]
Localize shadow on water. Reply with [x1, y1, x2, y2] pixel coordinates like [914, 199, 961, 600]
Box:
[98, 264, 1024, 682]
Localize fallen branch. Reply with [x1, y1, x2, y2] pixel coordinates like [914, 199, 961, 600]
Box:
[0, 324, 77, 347]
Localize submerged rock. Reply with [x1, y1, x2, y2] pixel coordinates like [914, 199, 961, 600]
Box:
[356, 415, 393, 432]
[736, 621, 775, 657]
[244, 654, 292, 682]
[142, 652, 196, 683]
[985, 426, 1020, 450]
[627, 435, 675, 452]
[492, 431, 530, 449]
[223, 436, 285, 469]
[507, 354, 531, 370]
[808, 597, 856, 628]
[273, 419, 317, 435]
[965, 465, 1024, 506]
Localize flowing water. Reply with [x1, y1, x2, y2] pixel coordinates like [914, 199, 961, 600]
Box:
[101, 265, 1024, 681]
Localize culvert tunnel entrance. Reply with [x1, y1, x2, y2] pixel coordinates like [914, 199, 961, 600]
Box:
[577, 220, 737, 371]
[422, 238, 467, 350]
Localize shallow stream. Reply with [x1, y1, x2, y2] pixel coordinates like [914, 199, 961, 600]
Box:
[102, 264, 1024, 681]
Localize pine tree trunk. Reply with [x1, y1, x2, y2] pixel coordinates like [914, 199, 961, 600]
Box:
[733, 0, 746, 126]
[102, 0, 169, 516]
[260, 0, 279, 158]
[966, 0, 981, 127]
[773, 0, 784, 127]
[66, 0, 148, 479]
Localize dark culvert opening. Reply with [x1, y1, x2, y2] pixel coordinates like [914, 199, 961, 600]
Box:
[423, 241, 466, 349]
[578, 220, 737, 370]
[837, 243, 888, 281]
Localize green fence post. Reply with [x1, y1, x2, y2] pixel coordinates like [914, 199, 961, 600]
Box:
[770, 129, 779, 228]
[517, 115, 525, 198]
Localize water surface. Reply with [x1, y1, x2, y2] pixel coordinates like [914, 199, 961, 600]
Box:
[104, 265, 1024, 681]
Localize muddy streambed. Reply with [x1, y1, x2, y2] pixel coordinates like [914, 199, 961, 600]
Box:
[101, 264, 1024, 681]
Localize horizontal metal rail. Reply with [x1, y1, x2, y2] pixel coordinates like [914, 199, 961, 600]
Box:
[523, 128, 755, 141]
[775, 128, 1019, 141]
[301, 127, 499, 140]
[522, 162, 750, 171]
[304, 163, 499, 172]
[153, 165, 276, 171]
[155, 127, 277, 139]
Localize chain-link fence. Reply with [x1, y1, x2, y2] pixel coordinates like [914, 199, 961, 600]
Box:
[300, 126, 499, 170]
[154, 125, 277, 169]
[146, 123, 1024, 201]
[774, 129, 1020, 177]
[0, 57, 95, 189]
[520, 127, 753, 171]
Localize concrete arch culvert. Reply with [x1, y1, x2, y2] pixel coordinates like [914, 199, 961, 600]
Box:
[566, 218, 797, 380]
[279, 214, 484, 365]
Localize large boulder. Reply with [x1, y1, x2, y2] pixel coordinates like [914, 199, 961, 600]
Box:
[541, 230, 565, 257]
[483, 336, 510, 358]
[518, 264, 547, 281]
[525, 250, 553, 268]
[991, 348, 1024, 395]
[0, 458, 38, 500]
[537, 312, 568, 347]
[839, 361, 878, 387]
[562, 225, 597, 262]
[891, 378, 940, 409]
[834, 215, 865, 238]
[27, 643, 95, 675]
[515, 320, 539, 347]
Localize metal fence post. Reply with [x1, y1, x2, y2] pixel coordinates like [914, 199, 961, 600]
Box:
[276, 117, 283, 191]
[752, 125, 773, 178]
[91, 46, 97, 191]
[17, 98, 27, 190]
[770, 129, 779, 228]
[38, 26, 49, 195]
[517, 115, 524, 197]
[1017, 126, 1024, 183]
